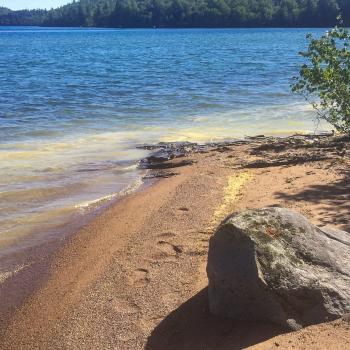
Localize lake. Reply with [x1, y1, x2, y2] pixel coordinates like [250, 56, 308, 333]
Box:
[0, 27, 329, 251]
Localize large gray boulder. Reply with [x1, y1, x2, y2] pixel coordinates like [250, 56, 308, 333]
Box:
[207, 207, 350, 330]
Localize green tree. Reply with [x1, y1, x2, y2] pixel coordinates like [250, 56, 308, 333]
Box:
[277, 0, 301, 26]
[1, 0, 350, 28]
[292, 20, 350, 133]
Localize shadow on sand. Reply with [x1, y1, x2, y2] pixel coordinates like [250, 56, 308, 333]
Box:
[275, 169, 350, 232]
[145, 288, 286, 350]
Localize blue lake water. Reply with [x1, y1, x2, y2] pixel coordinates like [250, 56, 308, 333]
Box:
[0, 27, 329, 251]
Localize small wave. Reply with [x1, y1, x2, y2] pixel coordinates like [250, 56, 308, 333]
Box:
[120, 163, 138, 171]
[75, 160, 139, 174]
[75, 177, 143, 210]
[0, 263, 32, 284]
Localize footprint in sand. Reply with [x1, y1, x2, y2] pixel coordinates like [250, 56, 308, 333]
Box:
[178, 207, 189, 211]
[110, 298, 140, 315]
[128, 268, 150, 286]
[199, 230, 210, 234]
[157, 232, 177, 238]
[157, 240, 183, 255]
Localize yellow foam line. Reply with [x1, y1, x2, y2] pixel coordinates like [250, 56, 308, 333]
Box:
[212, 172, 252, 224]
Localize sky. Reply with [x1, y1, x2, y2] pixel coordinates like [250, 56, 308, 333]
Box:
[1, 0, 71, 10]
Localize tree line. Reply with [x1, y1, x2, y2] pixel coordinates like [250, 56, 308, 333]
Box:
[0, 0, 349, 27]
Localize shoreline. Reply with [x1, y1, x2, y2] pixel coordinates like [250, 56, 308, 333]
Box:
[0, 133, 311, 266]
[0, 169, 158, 336]
[1, 133, 349, 349]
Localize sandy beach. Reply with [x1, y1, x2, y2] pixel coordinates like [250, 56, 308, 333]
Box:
[0, 135, 350, 349]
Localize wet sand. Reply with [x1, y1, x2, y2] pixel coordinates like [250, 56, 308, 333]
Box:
[1, 136, 349, 349]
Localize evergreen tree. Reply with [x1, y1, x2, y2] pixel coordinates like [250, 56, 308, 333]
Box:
[0, 0, 348, 27]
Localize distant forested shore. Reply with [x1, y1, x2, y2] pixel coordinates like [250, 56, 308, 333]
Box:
[0, 0, 349, 28]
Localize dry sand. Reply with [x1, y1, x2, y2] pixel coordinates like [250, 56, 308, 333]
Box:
[0, 137, 349, 349]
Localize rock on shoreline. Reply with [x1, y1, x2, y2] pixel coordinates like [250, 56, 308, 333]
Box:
[207, 207, 350, 330]
[137, 132, 342, 171]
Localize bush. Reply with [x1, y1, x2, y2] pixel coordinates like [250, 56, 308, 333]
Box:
[292, 18, 350, 133]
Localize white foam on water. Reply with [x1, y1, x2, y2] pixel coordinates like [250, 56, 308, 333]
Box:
[75, 177, 144, 211]
[0, 263, 31, 285]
